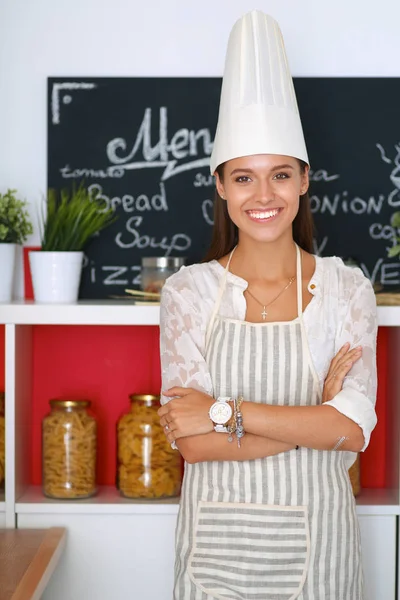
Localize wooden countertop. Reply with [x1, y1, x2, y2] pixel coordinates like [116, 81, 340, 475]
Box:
[0, 527, 66, 600]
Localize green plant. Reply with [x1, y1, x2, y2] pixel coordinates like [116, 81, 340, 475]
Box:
[0, 189, 33, 244]
[388, 212, 400, 257]
[40, 184, 116, 251]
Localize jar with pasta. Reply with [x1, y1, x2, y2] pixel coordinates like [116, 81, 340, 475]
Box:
[0, 393, 5, 490]
[117, 394, 182, 499]
[42, 399, 97, 499]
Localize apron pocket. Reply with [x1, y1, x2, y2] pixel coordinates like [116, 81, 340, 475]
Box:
[188, 501, 310, 600]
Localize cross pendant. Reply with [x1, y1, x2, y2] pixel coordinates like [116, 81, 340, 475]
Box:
[261, 307, 268, 320]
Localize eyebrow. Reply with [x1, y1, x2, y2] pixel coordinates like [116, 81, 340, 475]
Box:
[229, 164, 295, 176]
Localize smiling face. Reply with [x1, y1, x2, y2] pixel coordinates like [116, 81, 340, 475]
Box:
[215, 154, 309, 246]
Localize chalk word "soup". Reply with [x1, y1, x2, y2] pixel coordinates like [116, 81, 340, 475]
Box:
[115, 215, 191, 255]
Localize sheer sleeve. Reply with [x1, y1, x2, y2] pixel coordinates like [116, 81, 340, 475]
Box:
[159, 273, 214, 407]
[324, 268, 378, 465]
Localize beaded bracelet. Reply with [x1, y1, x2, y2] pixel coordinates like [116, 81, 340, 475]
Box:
[227, 399, 237, 443]
[235, 396, 245, 448]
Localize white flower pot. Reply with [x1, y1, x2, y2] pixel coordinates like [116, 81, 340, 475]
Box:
[0, 243, 17, 302]
[29, 251, 84, 303]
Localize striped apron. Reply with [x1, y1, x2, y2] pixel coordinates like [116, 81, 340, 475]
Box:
[174, 245, 363, 600]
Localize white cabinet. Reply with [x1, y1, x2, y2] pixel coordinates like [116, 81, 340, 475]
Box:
[16, 511, 398, 600]
[359, 515, 397, 600]
[18, 510, 177, 600]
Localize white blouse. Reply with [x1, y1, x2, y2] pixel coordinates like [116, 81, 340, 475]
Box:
[159, 254, 378, 464]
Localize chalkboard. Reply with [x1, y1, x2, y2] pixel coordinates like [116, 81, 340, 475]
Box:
[48, 77, 400, 298]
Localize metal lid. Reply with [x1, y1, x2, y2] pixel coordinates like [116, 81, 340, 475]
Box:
[129, 394, 160, 404]
[49, 399, 91, 408]
[141, 257, 185, 269]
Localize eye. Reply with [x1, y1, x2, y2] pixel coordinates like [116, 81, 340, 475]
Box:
[273, 172, 290, 180]
[235, 175, 252, 183]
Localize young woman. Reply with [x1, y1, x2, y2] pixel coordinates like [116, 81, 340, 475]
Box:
[159, 11, 377, 600]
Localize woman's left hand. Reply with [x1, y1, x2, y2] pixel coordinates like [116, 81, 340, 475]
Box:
[158, 387, 214, 444]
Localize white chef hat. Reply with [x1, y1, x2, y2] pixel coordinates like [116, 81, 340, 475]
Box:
[210, 10, 309, 174]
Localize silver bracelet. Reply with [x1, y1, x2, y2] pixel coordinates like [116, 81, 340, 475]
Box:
[333, 436, 348, 451]
[235, 396, 245, 448]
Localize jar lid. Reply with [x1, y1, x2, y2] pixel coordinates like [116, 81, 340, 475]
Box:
[129, 394, 160, 404]
[49, 399, 91, 408]
[141, 257, 185, 269]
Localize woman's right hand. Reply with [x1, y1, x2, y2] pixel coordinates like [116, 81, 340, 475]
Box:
[322, 342, 362, 404]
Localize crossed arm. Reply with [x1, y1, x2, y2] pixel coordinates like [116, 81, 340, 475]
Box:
[159, 344, 364, 463]
[159, 273, 377, 465]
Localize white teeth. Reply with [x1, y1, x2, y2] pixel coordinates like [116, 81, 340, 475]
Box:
[247, 209, 280, 220]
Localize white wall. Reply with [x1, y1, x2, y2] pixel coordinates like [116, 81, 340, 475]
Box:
[1, 0, 399, 248]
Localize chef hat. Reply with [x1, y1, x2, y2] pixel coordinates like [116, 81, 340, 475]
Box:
[210, 10, 308, 174]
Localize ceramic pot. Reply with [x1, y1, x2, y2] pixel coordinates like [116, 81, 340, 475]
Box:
[0, 243, 17, 302]
[29, 251, 84, 303]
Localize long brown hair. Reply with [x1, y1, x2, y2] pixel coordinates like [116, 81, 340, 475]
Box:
[203, 159, 314, 262]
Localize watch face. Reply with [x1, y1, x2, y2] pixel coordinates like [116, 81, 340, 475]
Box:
[210, 401, 232, 425]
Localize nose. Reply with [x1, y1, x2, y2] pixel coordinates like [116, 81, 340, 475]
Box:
[256, 178, 274, 205]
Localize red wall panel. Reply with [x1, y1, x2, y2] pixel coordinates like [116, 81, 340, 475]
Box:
[31, 325, 161, 486]
[28, 324, 387, 489]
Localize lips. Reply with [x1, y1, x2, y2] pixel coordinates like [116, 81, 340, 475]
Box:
[246, 208, 282, 222]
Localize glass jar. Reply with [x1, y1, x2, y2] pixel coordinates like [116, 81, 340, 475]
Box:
[42, 399, 97, 499]
[141, 257, 185, 294]
[0, 393, 4, 490]
[117, 394, 182, 499]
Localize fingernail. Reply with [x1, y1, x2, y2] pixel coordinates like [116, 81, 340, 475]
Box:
[346, 361, 352, 366]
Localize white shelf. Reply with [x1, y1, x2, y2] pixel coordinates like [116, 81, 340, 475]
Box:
[377, 306, 400, 327]
[355, 488, 400, 515]
[16, 486, 180, 515]
[0, 300, 160, 325]
[14, 486, 398, 516]
[0, 301, 398, 327]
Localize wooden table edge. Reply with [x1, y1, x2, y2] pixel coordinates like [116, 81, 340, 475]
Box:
[11, 527, 67, 600]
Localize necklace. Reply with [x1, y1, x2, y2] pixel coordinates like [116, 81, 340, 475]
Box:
[245, 276, 296, 320]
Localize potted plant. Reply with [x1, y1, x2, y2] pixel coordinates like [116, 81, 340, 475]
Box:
[29, 184, 115, 303]
[0, 189, 33, 302]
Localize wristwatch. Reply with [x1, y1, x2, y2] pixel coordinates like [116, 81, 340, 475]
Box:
[209, 396, 233, 432]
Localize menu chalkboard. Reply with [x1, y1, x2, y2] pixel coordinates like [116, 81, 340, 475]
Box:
[48, 77, 400, 298]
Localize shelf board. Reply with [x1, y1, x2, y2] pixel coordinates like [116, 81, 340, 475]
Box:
[376, 306, 400, 326]
[16, 486, 180, 515]
[0, 302, 399, 327]
[0, 300, 160, 326]
[14, 486, 399, 516]
[355, 488, 400, 515]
